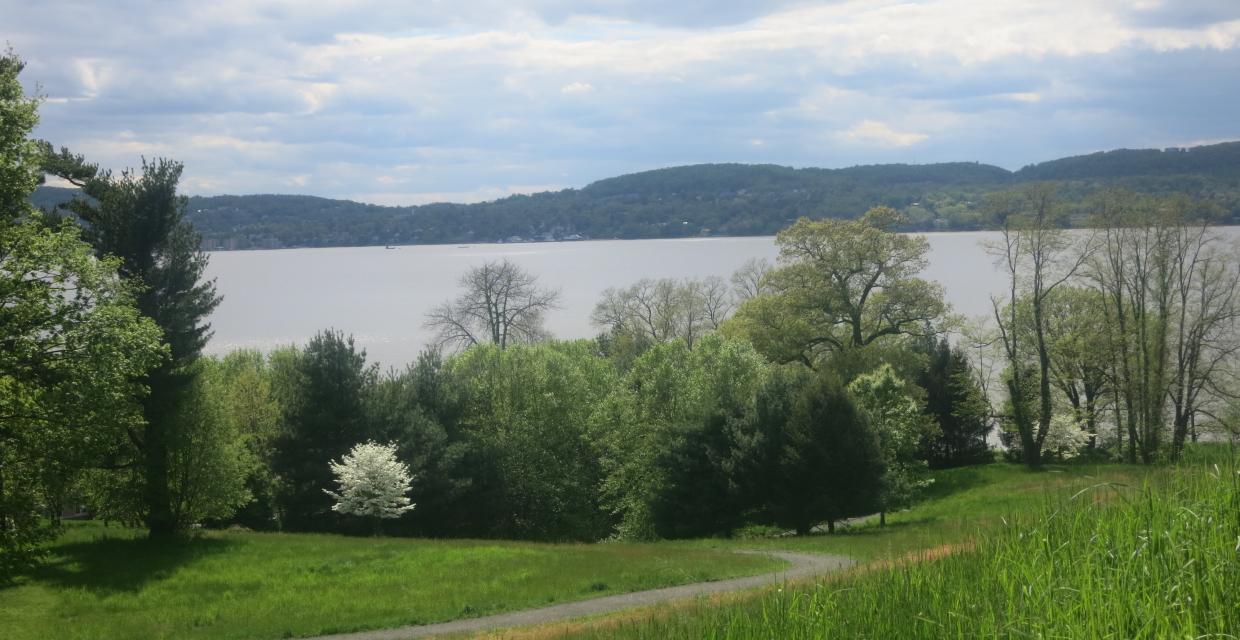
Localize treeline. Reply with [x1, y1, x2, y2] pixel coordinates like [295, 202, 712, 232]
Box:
[29, 142, 1240, 251]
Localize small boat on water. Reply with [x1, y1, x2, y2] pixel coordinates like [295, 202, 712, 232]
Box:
[384, 245, 397, 249]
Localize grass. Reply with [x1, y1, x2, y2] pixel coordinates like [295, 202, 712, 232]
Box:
[0, 524, 782, 640]
[507, 449, 1240, 639]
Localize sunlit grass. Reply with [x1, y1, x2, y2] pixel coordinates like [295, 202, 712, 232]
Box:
[536, 449, 1240, 639]
[0, 524, 782, 640]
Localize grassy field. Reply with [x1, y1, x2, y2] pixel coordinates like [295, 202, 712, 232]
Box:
[0, 524, 782, 640]
[495, 447, 1239, 639]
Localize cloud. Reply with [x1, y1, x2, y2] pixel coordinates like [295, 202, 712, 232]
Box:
[840, 121, 929, 147]
[7, 0, 1240, 202]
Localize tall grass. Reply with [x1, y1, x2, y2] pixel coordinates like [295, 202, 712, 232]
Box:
[573, 459, 1240, 639]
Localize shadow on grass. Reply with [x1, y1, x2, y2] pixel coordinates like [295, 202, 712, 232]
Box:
[26, 535, 238, 594]
[921, 465, 992, 501]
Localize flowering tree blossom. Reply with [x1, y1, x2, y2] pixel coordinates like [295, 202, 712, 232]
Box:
[324, 441, 416, 522]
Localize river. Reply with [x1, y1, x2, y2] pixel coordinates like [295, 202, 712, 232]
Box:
[203, 232, 1027, 367]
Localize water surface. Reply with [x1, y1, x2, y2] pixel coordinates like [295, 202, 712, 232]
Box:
[201, 232, 1038, 367]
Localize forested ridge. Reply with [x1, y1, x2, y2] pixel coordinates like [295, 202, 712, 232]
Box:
[31, 141, 1240, 250]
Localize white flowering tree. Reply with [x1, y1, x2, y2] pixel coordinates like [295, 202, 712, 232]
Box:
[324, 441, 416, 534]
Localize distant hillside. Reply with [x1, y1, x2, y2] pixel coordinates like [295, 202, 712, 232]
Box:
[32, 142, 1240, 250]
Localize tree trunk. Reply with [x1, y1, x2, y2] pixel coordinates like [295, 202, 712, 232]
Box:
[880, 511, 886, 527]
[143, 415, 175, 538]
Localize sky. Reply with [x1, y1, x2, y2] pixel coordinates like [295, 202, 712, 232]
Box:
[7, 0, 1240, 205]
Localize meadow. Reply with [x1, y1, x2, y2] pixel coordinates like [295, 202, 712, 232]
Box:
[2, 449, 1235, 640]
[0, 527, 780, 640]
[502, 446, 1239, 639]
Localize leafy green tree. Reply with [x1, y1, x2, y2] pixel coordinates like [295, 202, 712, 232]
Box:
[591, 334, 768, 539]
[272, 330, 378, 531]
[0, 53, 40, 222]
[447, 341, 615, 540]
[849, 364, 936, 525]
[84, 360, 253, 529]
[215, 350, 283, 529]
[726, 207, 947, 368]
[1, 52, 163, 575]
[361, 353, 474, 538]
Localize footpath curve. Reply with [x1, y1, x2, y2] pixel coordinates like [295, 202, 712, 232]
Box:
[310, 550, 854, 640]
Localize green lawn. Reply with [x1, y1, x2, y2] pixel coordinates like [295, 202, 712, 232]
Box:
[0, 524, 782, 640]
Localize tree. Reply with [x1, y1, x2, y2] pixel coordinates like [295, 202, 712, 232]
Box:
[272, 330, 378, 531]
[727, 207, 947, 368]
[44, 154, 222, 536]
[1, 52, 163, 575]
[731, 257, 773, 301]
[1085, 191, 1240, 462]
[757, 369, 884, 535]
[914, 337, 992, 468]
[986, 185, 1091, 467]
[447, 341, 616, 540]
[0, 52, 40, 222]
[425, 259, 559, 349]
[849, 364, 936, 526]
[591, 276, 733, 349]
[324, 441, 415, 534]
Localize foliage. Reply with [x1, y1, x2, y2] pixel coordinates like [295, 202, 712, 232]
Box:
[848, 364, 936, 520]
[44, 151, 223, 535]
[591, 335, 768, 539]
[447, 341, 616, 540]
[727, 207, 946, 367]
[0, 52, 163, 575]
[751, 369, 885, 535]
[0, 52, 41, 222]
[84, 361, 253, 529]
[914, 337, 993, 468]
[324, 441, 415, 525]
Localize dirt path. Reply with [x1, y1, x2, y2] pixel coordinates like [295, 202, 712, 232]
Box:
[309, 550, 854, 640]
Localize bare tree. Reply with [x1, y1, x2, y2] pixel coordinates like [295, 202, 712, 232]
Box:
[591, 276, 734, 349]
[424, 259, 560, 350]
[731, 257, 772, 301]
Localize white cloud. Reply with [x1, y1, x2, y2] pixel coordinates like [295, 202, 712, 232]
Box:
[560, 82, 594, 93]
[840, 120, 929, 147]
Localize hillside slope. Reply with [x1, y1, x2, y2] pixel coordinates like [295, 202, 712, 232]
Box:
[32, 142, 1240, 249]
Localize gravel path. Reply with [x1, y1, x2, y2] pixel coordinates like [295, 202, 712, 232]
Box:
[309, 550, 854, 640]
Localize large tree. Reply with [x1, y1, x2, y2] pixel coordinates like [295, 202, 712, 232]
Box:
[425, 259, 560, 350]
[1, 51, 163, 572]
[726, 207, 946, 368]
[47, 154, 222, 535]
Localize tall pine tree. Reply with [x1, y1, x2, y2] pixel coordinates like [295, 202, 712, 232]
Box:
[50, 157, 221, 536]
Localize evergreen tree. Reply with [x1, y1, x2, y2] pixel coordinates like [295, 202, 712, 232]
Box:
[753, 369, 885, 535]
[916, 337, 993, 468]
[272, 330, 377, 532]
[48, 157, 221, 536]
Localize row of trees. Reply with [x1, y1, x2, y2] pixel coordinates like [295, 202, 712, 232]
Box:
[984, 186, 1240, 465]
